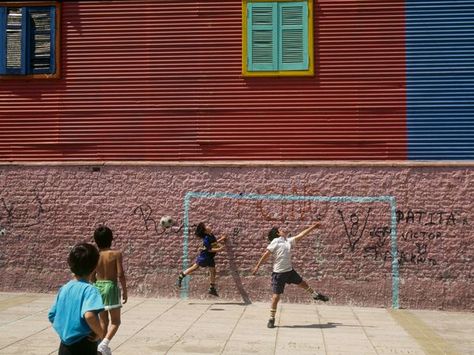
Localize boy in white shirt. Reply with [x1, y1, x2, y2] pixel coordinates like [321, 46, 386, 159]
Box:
[252, 222, 329, 328]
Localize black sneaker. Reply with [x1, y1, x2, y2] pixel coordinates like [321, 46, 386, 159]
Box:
[267, 318, 275, 328]
[208, 287, 219, 297]
[176, 273, 184, 288]
[312, 292, 329, 302]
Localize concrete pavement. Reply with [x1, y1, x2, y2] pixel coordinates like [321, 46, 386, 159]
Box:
[0, 292, 472, 354]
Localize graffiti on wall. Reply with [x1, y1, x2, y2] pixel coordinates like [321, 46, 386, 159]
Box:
[251, 185, 469, 271]
[337, 208, 372, 252]
[356, 208, 469, 267]
[0, 192, 45, 234]
[132, 203, 183, 237]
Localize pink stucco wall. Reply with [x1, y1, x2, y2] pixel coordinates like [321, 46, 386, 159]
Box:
[0, 164, 472, 311]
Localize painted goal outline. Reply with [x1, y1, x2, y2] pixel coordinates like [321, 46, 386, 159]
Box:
[182, 191, 399, 309]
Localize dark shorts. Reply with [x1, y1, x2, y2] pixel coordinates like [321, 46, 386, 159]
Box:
[271, 269, 303, 294]
[58, 337, 97, 355]
[196, 256, 215, 268]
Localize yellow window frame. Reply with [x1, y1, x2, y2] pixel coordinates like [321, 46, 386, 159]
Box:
[242, 0, 314, 77]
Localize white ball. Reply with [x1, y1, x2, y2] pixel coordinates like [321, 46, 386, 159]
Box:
[160, 216, 174, 229]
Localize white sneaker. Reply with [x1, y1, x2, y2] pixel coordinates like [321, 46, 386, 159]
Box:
[98, 342, 112, 355]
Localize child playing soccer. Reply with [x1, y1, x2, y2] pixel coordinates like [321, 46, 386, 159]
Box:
[48, 242, 105, 355]
[92, 225, 128, 355]
[177, 222, 226, 296]
[252, 222, 329, 328]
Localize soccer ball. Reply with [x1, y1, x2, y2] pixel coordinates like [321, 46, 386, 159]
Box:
[160, 216, 175, 229]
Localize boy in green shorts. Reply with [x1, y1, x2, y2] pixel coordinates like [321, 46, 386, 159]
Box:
[93, 226, 128, 355]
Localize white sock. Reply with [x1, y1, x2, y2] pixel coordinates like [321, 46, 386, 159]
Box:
[100, 338, 110, 346]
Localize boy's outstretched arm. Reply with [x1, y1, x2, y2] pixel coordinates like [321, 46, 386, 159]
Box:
[293, 222, 320, 242]
[217, 235, 227, 243]
[252, 250, 271, 275]
[210, 244, 225, 253]
[117, 251, 128, 304]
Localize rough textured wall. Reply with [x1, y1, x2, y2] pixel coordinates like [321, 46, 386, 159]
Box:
[0, 164, 472, 311]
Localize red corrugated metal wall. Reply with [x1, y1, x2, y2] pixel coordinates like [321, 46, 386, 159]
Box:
[0, 0, 407, 161]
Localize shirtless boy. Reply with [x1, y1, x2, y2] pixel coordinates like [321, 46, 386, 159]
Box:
[93, 226, 128, 355]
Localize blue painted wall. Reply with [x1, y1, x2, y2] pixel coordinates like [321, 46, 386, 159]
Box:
[406, 1, 474, 160]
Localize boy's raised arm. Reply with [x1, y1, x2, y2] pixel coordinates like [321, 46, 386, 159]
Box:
[293, 222, 320, 242]
[252, 250, 271, 275]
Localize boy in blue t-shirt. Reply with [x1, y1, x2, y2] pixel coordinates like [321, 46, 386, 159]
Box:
[177, 222, 226, 296]
[49, 242, 106, 355]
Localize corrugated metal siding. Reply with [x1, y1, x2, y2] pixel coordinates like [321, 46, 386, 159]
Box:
[0, 0, 407, 161]
[406, 1, 474, 160]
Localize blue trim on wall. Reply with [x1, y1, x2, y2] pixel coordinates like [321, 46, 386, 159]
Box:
[0, 7, 5, 74]
[22, 7, 29, 75]
[182, 191, 399, 309]
[406, 1, 474, 160]
[49, 6, 56, 75]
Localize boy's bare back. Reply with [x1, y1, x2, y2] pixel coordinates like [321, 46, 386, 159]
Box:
[95, 249, 124, 281]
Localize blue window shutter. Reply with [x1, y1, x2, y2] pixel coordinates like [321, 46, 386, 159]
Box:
[4, 7, 25, 74]
[29, 7, 55, 74]
[0, 7, 5, 74]
[278, 2, 308, 71]
[247, 2, 277, 71]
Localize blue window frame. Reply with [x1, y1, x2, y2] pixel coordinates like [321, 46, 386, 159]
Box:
[0, 3, 58, 77]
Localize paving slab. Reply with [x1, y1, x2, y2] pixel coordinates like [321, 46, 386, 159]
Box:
[0, 292, 472, 355]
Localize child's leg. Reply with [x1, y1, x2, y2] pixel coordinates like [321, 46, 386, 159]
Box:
[183, 263, 199, 276]
[209, 266, 216, 285]
[208, 267, 218, 296]
[268, 293, 280, 328]
[105, 308, 121, 341]
[98, 309, 121, 355]
[270, 293, 280, 312]
[98, 310, 109, 338]
[177, 263, 199, 287]
[297, 280, 329, 302]
[297, 280, 313, 292]
[97, 310, 111, 354]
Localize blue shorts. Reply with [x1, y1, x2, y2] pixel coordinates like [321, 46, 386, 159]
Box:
[271, 269, 303, 294]
[196, 256, 215, 268]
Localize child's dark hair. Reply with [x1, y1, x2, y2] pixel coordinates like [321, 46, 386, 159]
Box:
[68, 242, 100, 277]
[195, 222, 207, 239]
[268, 227, 280, 242]
[94, 225, 113, 248]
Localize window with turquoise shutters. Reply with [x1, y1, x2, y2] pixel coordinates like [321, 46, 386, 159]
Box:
[246, 1, 309, 74]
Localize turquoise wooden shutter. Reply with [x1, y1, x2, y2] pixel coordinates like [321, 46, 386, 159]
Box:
[247, 2, 277, 71]
[278, 2, 308, 71]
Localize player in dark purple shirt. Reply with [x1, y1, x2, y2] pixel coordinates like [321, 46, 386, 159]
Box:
[177, 222, 226, 296]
